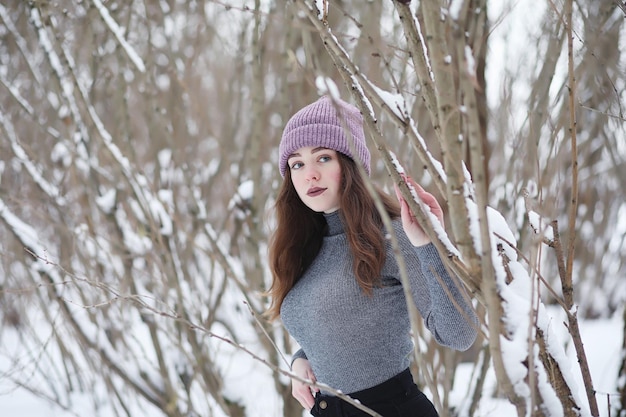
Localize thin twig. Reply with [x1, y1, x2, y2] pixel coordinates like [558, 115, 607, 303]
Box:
[243, 301, 291, 369]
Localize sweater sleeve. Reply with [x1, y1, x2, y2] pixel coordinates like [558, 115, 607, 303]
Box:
[290, 348, 308, 368]
[414, 243, 478, 350]
[394, 221, 478, 351]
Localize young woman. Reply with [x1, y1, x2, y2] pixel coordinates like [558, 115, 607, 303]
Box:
[267, 95, 478, 417]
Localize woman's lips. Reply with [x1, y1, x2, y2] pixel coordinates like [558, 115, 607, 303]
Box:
[307, 187, 326, 197]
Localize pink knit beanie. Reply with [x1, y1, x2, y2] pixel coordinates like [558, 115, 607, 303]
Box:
[278, 96, 371, 177]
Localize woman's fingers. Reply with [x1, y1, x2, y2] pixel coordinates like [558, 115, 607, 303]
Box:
[400, 175, 445, 226]
[394, 184, 411, 219]
[292, 380, 315, 409]
[291, 358, 318, 410]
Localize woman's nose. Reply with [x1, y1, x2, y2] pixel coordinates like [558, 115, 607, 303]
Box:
[305, 167, 320, 181]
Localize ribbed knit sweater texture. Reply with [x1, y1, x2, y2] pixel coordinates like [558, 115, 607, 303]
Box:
[280, 211, 478, 395]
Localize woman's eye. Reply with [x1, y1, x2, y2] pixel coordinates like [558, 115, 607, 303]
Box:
[290, 162, 303, 170]
[319, 155, 331, 163]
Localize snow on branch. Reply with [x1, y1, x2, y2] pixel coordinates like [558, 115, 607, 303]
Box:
[91, 0, 146, 73]
[0, 110, 67, 207]
[315, 76, 341, 100]
[29, 6, 91, 162]
[0, 4, 45, 86]
[313, 0, 328, 22]
[0, 74, 35, 115]
[390, 153, 459, 258]
[55, 33, 173, 238]
[0, 198, 48, 266]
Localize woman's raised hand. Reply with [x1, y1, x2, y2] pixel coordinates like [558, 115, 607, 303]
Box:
[394, 175, 444, 247]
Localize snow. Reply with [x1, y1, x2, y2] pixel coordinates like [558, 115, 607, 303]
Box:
[0, 198, 42, 258]
[1, 111, 67, 207]
[92, 0, 146, 73]
[315, 76, 341, 100]
[528, 210, 555, 241]
[157, 148, 172, 168]
[114, 205, 153, 255]
[2, 312, 621, 416]
[237, 180, 254, 201]
[95, 188, 117, 214]
[449, 0, 464, 20]
[0, 5, 44, 86]
[50, 142, 72, 168]
[314, 0, 328, 21]
[0, 74, 35, 114]
[350, 74, 375, 121]
[449, 310, 623, 417]
[465, 45, 477, 77]
[227, 180, 255, 218]
[370, 82, 405, 120]
[408, 1, 434, 81]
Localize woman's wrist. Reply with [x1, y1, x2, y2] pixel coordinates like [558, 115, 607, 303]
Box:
[410, 236, 431, 247]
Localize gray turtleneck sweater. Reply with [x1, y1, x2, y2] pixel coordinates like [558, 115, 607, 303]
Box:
[280, 211, 478, 394]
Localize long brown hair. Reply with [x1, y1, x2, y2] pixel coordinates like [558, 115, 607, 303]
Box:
[266, 153, 400, 320]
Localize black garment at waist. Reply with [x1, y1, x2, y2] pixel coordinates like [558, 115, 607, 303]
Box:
[312, 368, 427, 417]
[349, 368, 414, 403]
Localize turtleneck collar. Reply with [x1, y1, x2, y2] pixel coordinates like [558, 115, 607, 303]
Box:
[323, 211, 345, 236]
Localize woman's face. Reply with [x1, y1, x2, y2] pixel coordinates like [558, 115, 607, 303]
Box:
[287, 146, 342, 213]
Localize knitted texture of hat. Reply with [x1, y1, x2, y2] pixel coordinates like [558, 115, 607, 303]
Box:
[278, 96, 370, 177]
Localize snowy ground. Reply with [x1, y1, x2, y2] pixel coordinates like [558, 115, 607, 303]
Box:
[1, 311, 622, 417]
[449, 311, 623, 417]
